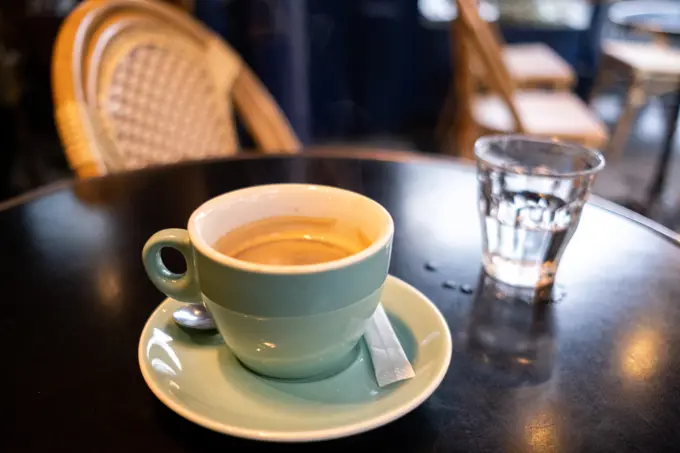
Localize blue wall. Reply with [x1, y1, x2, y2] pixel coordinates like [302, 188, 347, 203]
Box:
[196, 0, 601, 143]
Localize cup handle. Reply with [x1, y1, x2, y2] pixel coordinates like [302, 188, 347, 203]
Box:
[142, 228, 202, 303]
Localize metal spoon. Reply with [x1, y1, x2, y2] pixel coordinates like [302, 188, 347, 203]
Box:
[173, 304, 216, 331]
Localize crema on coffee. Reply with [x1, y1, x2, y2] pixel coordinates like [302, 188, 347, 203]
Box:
[214, 216, 371, 266]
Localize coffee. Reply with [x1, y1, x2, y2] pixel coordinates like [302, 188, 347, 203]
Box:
[214, 216, 371, 266]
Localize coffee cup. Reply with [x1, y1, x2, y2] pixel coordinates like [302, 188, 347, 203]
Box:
[142, 184, 393, 379]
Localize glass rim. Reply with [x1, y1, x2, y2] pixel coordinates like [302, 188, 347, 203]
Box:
[474, 135, 606, 179]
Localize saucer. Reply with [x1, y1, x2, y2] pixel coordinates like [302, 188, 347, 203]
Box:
[138, 275, 452, 442]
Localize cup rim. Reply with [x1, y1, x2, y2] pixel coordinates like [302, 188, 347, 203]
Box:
[474, 135, 606, 179]
[187, 184, 394, 275]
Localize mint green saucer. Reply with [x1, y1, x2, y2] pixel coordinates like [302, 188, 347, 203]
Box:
[138, 275, 452, 442]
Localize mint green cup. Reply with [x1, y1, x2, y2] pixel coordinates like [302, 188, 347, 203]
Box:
[142, 184, 394, 380]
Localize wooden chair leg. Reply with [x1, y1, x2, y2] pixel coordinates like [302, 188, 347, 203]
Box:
[454, 113, 479, 160]
[605, 76, 647, 160]
[436, 85, 457, 145]
[440, 112, 463, 157]
[589, 60, 610, 104]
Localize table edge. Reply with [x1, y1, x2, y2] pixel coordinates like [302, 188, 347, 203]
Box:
[1, 148, 677, 246]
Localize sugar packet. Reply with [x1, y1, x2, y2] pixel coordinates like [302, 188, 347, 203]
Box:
[363, 303, 415, 387]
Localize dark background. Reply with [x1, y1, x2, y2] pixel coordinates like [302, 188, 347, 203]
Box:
[0, 0, 609, 200]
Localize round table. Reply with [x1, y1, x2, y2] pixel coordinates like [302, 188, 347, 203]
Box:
[5, 150, 680, 452]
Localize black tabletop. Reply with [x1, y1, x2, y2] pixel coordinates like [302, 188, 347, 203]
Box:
[610, 0, 680, 37]
[5, 150, 680, 452]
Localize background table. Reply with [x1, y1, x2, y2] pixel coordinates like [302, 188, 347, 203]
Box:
[609, 0, 680, 38]
[5, 150, 680, 452]
[609, 0, 680, 208]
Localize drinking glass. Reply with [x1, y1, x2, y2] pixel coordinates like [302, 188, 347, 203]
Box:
[475, 136, 605, 288]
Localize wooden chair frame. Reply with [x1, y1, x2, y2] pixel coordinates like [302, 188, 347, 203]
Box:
[439, 0, 524, 157]
[441, 0, 606, 158]
[456, 0, 526, 132]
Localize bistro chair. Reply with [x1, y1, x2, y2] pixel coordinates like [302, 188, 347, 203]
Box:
[442, 0, 608, 158]
[52, 0, 300, 178]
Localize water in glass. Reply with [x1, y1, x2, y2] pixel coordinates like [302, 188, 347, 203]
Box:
[479, 173, 577, 287]
[476, 136, 605, 288]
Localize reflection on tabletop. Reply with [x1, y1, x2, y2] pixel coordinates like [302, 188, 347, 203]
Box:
[465, 271, 556, 387]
